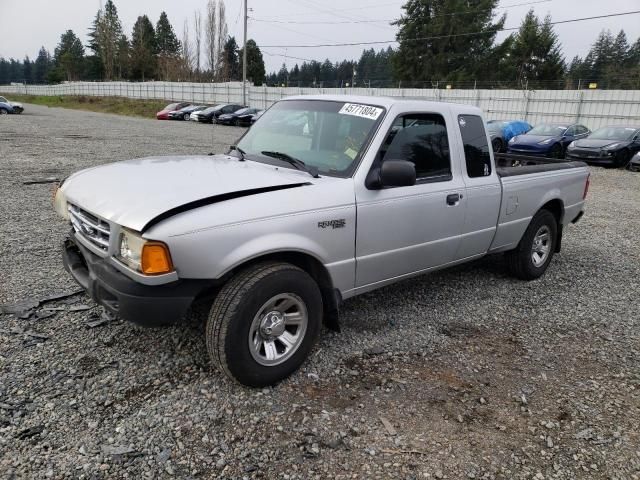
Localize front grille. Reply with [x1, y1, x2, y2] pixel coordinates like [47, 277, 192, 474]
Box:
[68, 204, 111, 251]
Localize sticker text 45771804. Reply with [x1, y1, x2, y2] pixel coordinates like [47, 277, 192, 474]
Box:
[339, 103, 383, 121]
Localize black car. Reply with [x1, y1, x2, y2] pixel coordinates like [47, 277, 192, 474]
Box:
[216, 107, 261, 126]
[192, 104, 245, 124]
[566, 126, 640, 167]
[168, 105, 207, 121]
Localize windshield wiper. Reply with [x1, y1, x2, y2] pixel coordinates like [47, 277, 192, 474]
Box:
[260, 151, 320, 178]
[229, 145, 246, 161]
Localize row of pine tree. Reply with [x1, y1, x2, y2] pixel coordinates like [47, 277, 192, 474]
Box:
[1, 0, 640, 89]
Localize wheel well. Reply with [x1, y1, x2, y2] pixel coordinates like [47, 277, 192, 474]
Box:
[540, 199, 564, 252]
[541, 199, 563, 224]
[228, 251, 341, 330]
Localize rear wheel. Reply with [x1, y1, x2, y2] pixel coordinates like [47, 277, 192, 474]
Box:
[492, 138, 503, 153]
[0, 109, 8, 115]
[206, 262, 322, 387]
[233, 118, 240, 127]
[183, 113, 190, 121]
[506, 209, 558, 280]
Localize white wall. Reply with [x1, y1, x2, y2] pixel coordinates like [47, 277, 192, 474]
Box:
[2, 81, 640, 129]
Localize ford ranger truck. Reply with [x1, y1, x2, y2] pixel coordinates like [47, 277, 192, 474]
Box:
[54, 95, 590, 387]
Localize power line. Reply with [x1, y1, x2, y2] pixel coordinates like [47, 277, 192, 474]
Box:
[289, 0, 395, 31]
[254, 0, 551, 22]
[260, 10, 640, 48]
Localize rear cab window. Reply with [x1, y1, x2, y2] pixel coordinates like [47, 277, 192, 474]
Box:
[458, 115, 492, 178]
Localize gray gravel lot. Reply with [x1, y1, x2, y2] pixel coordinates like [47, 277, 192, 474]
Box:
[1, 104, 639, 479]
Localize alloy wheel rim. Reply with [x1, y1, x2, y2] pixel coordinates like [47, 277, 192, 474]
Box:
[248, 293, 308, 366]
[531, 225, 551, 267]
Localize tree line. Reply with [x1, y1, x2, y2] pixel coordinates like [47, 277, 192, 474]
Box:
[2, 0, 640, 89]
[0, 0, 266, 85]
[266, 1, 640, 89]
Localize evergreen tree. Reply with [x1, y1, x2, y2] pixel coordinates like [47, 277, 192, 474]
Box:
[116, 35, 130, 79]
[507, 11, 565, 87]
[34, 47, 52, 83]
[96, 0, 123, 79]
[54, 30, 85, 81]
[23, 56, 33, 83]
[222, 36, 240, 81]
[239, 39, 265, 85]
[584, 30, 615, 80]
[392, 0, 506, 82]
[156, 12, 181, 56]
[86, 11, 105, 80]
[131, 15, 157, 80]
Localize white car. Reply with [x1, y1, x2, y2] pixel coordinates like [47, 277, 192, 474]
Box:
[0, 96, 24, 114]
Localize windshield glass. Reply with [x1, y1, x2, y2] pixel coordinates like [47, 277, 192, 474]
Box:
[589, 127, 637, 141]
[165, 103, 179, 110]
[0, 96, 7, 103]
[234, 108, 251, 115]
[527, 124, 566, 136]
[236, 100, 385, 177]
[202, 107, 216, 114]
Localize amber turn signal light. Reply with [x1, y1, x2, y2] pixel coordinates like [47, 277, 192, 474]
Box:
[141, 242, 174, 275]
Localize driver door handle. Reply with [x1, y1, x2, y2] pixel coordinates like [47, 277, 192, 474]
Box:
[446, 193, 462, 206]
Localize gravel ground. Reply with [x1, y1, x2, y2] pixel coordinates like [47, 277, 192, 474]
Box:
[1, 104, 639, 479]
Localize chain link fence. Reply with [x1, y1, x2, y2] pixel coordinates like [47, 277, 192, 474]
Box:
[2, 81, 640, 129]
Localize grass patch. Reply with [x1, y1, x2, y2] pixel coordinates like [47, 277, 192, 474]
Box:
[0, 94, 170, 119]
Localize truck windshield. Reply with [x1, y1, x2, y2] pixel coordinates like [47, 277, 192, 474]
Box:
[236, 100, 385, 177]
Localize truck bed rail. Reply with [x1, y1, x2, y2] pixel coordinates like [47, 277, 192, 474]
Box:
[495, 153, 588, 177]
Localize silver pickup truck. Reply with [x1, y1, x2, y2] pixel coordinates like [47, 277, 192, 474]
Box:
[54, 95, 590, 386]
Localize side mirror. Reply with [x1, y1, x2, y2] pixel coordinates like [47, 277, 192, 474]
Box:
[366, 160, 416, 189]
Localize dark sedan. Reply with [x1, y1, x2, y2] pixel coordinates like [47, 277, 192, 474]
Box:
[566, 126, 640, 167]
[191, 104, 246, 124]
[216, 107, 261, 126]
[168, 105, 207, 121]
[487, 120, 531, 153]
[507, 123, 590, 158]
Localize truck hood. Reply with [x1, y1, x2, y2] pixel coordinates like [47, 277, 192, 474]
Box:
[60, 155, 313, 232]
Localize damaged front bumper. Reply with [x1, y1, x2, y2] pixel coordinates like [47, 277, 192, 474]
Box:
[62, 236, 214, 327]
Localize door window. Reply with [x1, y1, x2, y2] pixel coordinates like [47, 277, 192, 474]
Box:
[458, 115, 491, 178]
[379, 114, 451, 181]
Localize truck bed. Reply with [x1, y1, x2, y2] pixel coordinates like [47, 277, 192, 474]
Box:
[495, 153, 587, 177]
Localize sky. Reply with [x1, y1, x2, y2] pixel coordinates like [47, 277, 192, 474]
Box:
[1, 0, 639, 74]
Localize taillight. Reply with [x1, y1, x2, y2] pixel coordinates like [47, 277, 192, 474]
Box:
[583, 173, 590, 199]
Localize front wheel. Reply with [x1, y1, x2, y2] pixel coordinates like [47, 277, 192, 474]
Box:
[549, 143, 563, 159]
[615, 149, 631, 168]
[505, 209, 558, 280]
[206, 262, 322, 387]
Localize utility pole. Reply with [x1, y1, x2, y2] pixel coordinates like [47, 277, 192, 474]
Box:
[242, 0, 248, 105]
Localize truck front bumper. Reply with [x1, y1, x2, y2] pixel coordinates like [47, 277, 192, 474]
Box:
[62, 236, 213, 327]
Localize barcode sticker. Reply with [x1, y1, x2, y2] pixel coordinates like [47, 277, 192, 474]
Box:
[338, 103, 383, 120]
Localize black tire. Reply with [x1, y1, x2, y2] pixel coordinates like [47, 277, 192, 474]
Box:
[233, 118, 240, 127]
[492, 138, 503, 153]
[615, 149, 631, 168]
[0, 109, 8, 115]
[549, 143, 563, 159]
[183, 113, 189, 121]
[206, 262, 323, 387]
[505, 209, 558, 280]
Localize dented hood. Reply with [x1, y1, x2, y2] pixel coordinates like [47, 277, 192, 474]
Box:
[60, 154, 312, 231]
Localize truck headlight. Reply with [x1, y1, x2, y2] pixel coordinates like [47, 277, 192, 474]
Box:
[117, 229, 173, 275]
[53, 185, 69, 220]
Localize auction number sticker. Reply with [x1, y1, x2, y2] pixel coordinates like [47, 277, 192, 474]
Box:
[339, 103, 383, 120]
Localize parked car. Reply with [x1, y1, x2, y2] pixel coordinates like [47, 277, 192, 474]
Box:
[216, 107, 261, 126]
[54, 95, 590, 387]
[487, 120, 531, 153]
[189, 104, 245, 124]
[0, 95, 23, 114]
[251, 110, 265, 124]
[629, 151, 640, 171]
[507, 123, 591, 158]
[168, 105, 207, 121]
[156, 102, 190, 120]
[566, 126, 640, 167]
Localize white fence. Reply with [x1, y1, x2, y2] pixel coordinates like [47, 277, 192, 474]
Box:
[3, 81, 640, 129]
